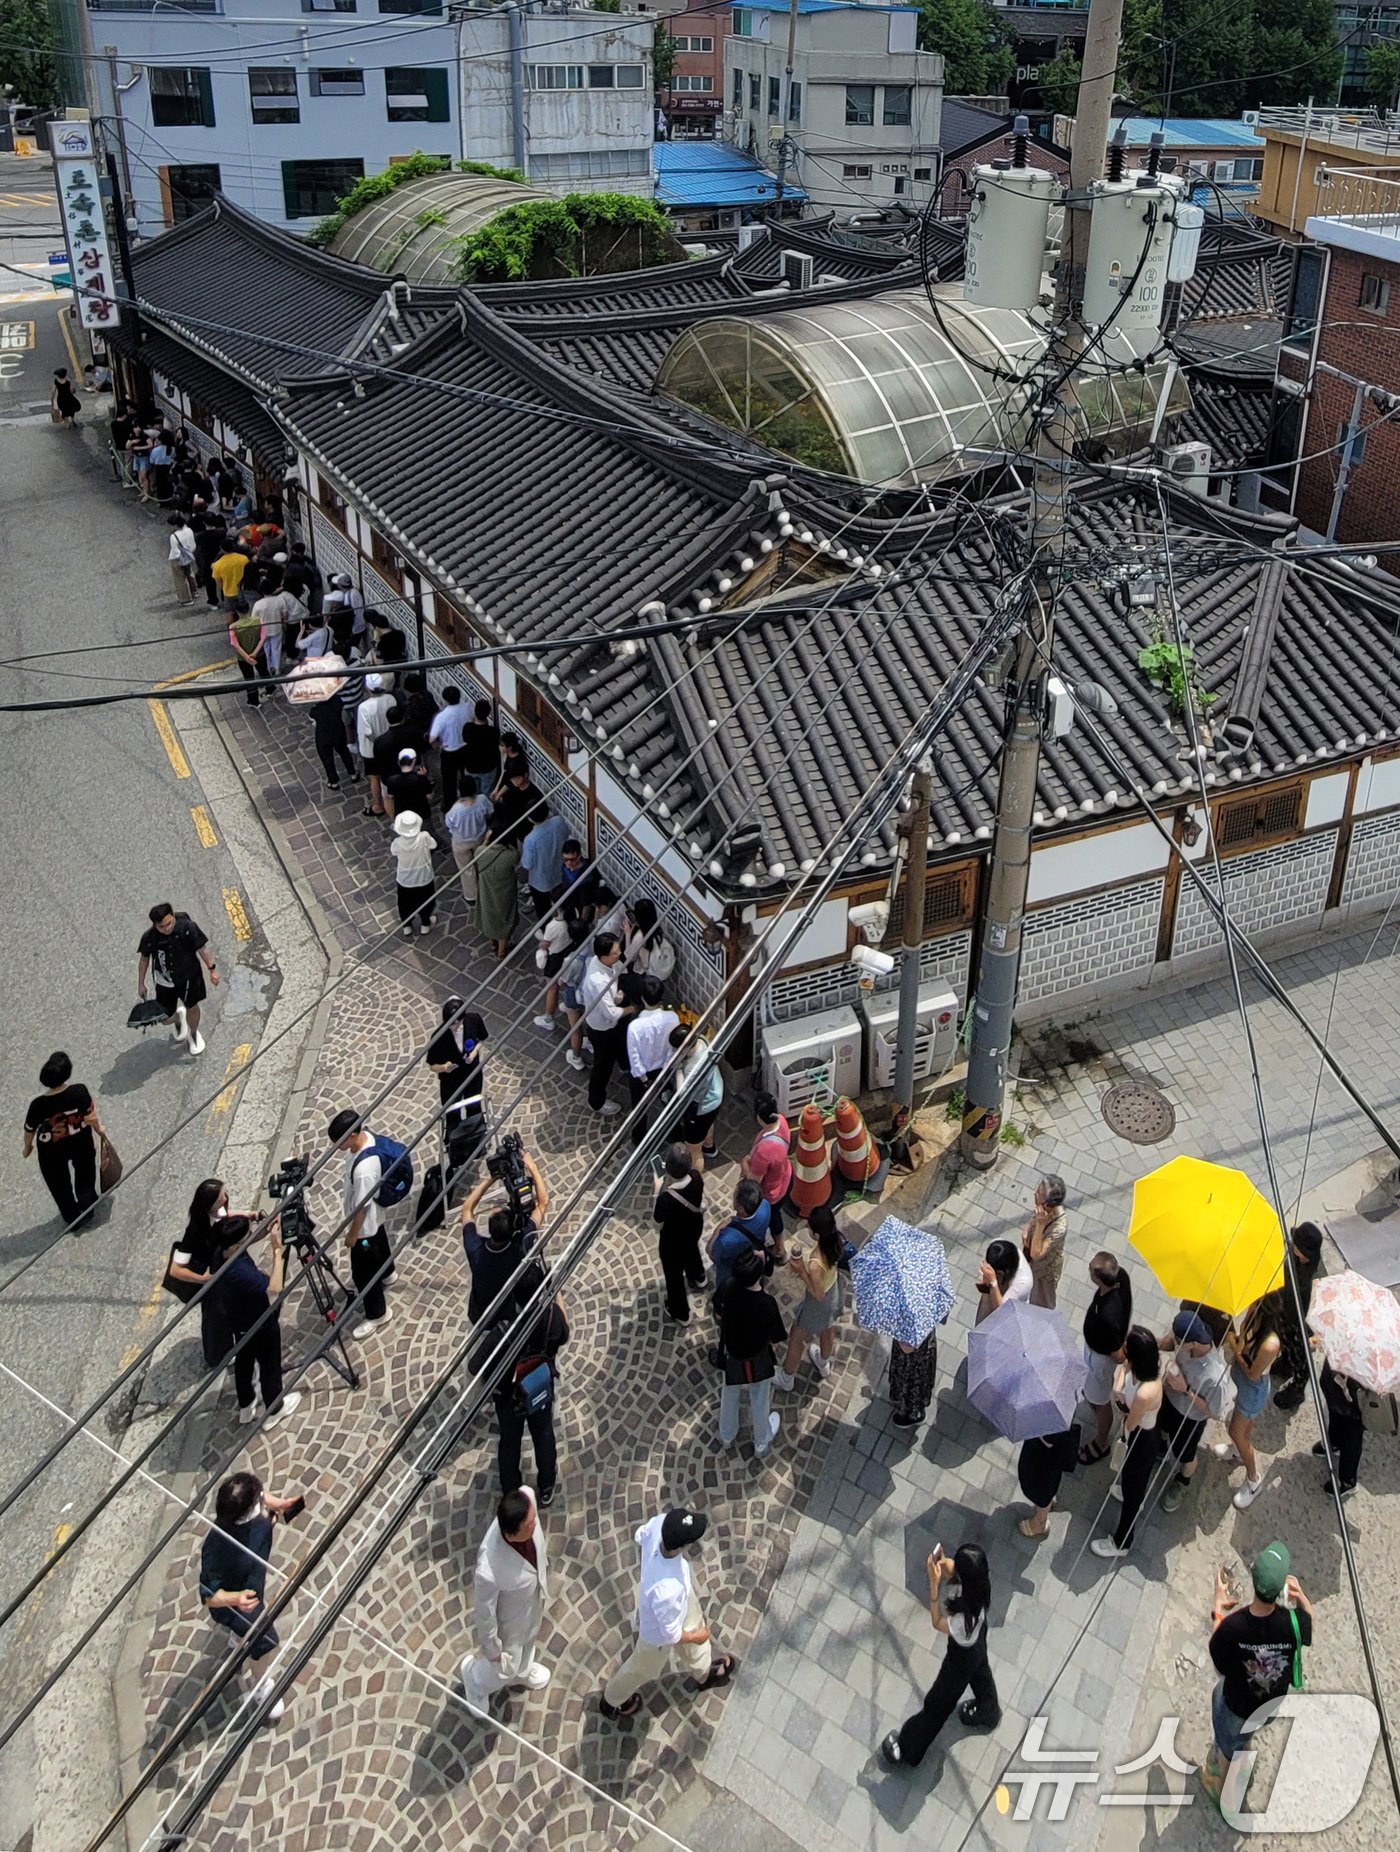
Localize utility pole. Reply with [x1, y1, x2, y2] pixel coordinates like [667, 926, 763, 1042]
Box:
[893, 762, 932, 1112]
[959, 0, 1124, 1167]
[102, 127, 142, 343]
[773, 0, 799, 206]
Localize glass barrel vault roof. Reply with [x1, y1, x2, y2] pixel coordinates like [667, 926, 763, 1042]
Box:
[327, 173, 555, 284]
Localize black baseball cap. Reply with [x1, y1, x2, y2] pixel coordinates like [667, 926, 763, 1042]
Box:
[660, 1509, 708, 1551]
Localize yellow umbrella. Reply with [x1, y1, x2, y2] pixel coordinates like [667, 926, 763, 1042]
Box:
[1128, 1155, 1284, 1317]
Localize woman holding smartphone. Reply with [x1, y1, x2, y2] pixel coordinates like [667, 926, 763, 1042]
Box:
[200, 1471, 306, 1721]
[880, 1542, 1000, 1769]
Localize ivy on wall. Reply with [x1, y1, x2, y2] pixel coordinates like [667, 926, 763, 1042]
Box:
[453, 193, 683, 282]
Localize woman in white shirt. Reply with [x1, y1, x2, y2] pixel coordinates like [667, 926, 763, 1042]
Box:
[973, 1238, 1032, 1325]
[390, 811, 436, 937]
[622, 899, 676, 1000]
[880, 1542, 1000, 1768]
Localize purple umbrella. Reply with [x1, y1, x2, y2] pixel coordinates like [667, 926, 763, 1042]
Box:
[966, 1300, 1088, 1441]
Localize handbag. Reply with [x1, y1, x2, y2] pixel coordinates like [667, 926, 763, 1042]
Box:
[514, 1357, 553, 1415]
[1357, 1388, 1400, 1436]
[98, 1131, 123, 1193]
[162, 1241, 201, 1304]
[415, 1162, 446, 1235]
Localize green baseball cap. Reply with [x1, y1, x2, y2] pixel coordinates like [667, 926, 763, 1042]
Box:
[1251, 1541, 1291, 1601]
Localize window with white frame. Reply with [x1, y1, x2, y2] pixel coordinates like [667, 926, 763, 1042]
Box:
[673, 35, 713, 51]
[845, 83, 875, 126]
[843, 163, 871, 179]
[529, 64, 584, 88]
[672, 74, 713, 91]
[529, 148, 650, 179]
[311, 68, 365, 95]
[249, 68, 299, 123]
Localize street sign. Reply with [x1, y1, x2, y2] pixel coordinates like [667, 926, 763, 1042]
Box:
[50, 116, 118, 332]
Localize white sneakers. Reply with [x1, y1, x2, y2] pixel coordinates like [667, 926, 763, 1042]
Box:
[352, 1311, 392, 1342]
[807, 1343, 831, 1378]
[596, 1101, 621, 1118]
[1233, 1476, 1266, 1510]
[188, 1027, 205, 1057]
[532, 1014, 555, 1031]
[250, 1672, 285, 1723]
[565, 1049, 586, 1071]
[237, 1403, 257, 1426]
[772, 1368, 795, 1392]
[754, 1411, 781, 1456]
[1090, 1537, 1129, 1559]
[519, 1662, 551, 1690]
[172, 1001, 188, 1043]
[264, 1391, 301, 1427]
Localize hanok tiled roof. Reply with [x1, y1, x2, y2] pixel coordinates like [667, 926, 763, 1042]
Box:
[1170, 367, 1276, 468]
[130, 330, 285, 464]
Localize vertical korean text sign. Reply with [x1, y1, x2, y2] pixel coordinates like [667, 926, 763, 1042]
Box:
[51, 121, 118, 333]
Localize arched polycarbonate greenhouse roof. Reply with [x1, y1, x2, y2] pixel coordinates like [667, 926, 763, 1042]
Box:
[327, 173, 554, 283]
[654, 288, 1184, 486]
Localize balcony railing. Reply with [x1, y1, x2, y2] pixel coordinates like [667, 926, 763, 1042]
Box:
[1312, 164, 1400, 236]
[1254, 104, 1400, 156]
[86, 0, 220, 10]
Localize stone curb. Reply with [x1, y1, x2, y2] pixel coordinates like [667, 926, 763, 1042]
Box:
[106, 692, 342, 1852]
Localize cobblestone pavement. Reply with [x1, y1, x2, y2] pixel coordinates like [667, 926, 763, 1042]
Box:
[711, 929, 1400, 1852]
[134, 695, 883, 1850]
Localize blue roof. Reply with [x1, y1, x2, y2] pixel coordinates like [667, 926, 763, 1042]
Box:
[654, 141, 807, 209]
[1113, 117, 1264, 151]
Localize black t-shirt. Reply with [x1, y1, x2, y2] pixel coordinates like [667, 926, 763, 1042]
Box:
[374, 723, 420, 782]
[211, 1249, 270, 1333]
[464, 1220, 538, 1323]
[386, 768, 434, 819]
[173, 1219, 220, 1276]
[138, 915, 208, 989]
[718, 1280, 786, 1361]
[491, 781, 544, 848]
[462, 719, 500, 776]
[1083, 1278, 1132, 1357]
[200, 1513, 273, 1603]
[654, 1172, 704, 1243]
[25, 1083, 93, 1144]
[427, 1014, 487, 1095]
[1210, 1603, 1311, 1718]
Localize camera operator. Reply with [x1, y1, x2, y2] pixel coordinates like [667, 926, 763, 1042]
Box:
[327, 1109, 395, 1343]
[209, 1215, 301, 1427]
[461, 1142, 549, 1323]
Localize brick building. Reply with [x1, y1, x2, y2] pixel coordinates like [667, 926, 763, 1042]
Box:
[660, 0, 732, 137]
[1269, 176, 1400, 552]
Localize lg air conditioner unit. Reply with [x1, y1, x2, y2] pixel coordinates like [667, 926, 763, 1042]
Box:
[760, 1005, 862, 1115]
[860, 986, 959, 1092]
[781, 250, 814, 290]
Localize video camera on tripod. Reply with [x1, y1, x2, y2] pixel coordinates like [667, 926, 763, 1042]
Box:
[266, 1153, 317, 1251]
[485, 1132, 537, 1235]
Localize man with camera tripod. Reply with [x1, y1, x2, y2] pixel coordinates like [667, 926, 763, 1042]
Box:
[461, 1144, 549, 1322]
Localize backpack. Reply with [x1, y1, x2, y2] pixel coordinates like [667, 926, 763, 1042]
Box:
[354, 1132, 414, 1208]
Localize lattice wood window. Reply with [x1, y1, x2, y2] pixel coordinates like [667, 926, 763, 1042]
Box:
[1214, 782, 1304, 856]
[884, 860, 979, 942]
[435, 599, 478, 653]
[187, 396, 212, 436]
[370, 528, 403, 588]
[317, 473, 346, 529]
[517, 680, 566, 761]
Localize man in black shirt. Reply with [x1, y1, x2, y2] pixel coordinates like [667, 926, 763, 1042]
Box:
[717, 1248, 786, 1456]
[1273, 1223, 1324, 1410]
[136, 902, 220, 1057]
[1205, 1542, 1313, 1802]
[490, 763, 545, 850]
[384, 747, 436, 827]
[373, 712, 420, 794]
[462, 698, 500, 782]
[1080, 1251, 1131, 1464]
[460, 1152, 549, 1321]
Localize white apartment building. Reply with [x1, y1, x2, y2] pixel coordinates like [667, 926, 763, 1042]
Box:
[78, 0, 655, 237]
[721, 0, 942, 215]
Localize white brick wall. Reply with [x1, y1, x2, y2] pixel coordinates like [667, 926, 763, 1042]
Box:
[768, 931, 972, 1024]
[1172, 831, 1337, 957]
[1019, 879, 1164, 1003]
[594, 813, 726, 1010]
[1342, 809, 1400, 908]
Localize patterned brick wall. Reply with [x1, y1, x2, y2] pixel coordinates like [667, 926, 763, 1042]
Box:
[767, 930, 972, 1024]
[1342, 808, 1400, 907]
[594, 813, 726, 1008]
[1171, 831, 1338, 957]
[1019, 878, 1164, 1003]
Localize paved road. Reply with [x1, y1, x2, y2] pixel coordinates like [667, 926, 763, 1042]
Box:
[0, 312, 282, 1843]
[0, 150, 68, 341]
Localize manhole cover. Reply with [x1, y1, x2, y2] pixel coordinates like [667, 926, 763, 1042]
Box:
[1102, 1081, 1176, 1144]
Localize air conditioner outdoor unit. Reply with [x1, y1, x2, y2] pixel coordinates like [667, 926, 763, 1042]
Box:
[760, 1005, 863, 1115]
[781, 250, 814, 290]
[737, 224, 764, 250]
[1242, 109, 1259, 127]
[860, 986, 959, 1092]
[1160, 439, 1213, 497]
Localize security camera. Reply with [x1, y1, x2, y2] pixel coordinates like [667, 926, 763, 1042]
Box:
[848, 900, 889, 944]
[851, 943, 895, 978]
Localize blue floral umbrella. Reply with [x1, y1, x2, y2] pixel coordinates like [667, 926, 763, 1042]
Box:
[966, 1300, 1087, 1441]
[850, 1216, 956, 1347]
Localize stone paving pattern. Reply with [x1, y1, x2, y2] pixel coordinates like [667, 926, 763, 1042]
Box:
[136, 695, 881, 1850]
[134, 690, 1400, 1852]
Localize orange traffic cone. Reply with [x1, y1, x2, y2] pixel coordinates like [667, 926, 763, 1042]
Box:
[833, 1097, 878, 1185]
[789, 1103, 831, 1217]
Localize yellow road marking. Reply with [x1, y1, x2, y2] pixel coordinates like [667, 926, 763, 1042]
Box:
[56, 300, 80, 379]
[117, 1264, 168, 1371]
[206, 1043, 253, 1134]
[154, 657, 233, 691]
[148, 699, 191, 779]
[191, 804, 218, 848]
[223, 887, 252, 942]
[0, 289, 61, 306]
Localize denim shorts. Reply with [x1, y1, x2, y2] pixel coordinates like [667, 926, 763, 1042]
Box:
[1231, 1363, 1270, 1421]
[1211, 1679, 1250, 1761]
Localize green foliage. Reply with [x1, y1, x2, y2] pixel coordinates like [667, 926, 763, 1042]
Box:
[452, 192, 681, 282]
[0, 0, 61, 108]
[416, 207, 447, 228]
[304, 153, 524, 246]
[916, 0, 1013, 96]
[1139, 630, 1217, 714]
[1367, 40, 1400, 112]
[1118, 0, 1339, 114]
[652, 21, 678, 93]
[1038, 51, 1082, 119]
[1248, 0, 1342, 106]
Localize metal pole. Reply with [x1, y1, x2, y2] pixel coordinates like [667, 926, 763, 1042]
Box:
[103, 50, 136, 220]
[774, 0, 799, 204]
[893, 763, 931, 1111]
[960, 0, 1123, 1168]
[102, 132, 142, 345]
[507, 3, 527, 178]
[1326, 379, 1366, 541]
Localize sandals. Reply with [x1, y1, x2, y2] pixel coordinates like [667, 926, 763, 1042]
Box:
[1078, 1440, 1110, 1466]
[598, 1693, 643, 1721]
[690, 1653, 736, 1692]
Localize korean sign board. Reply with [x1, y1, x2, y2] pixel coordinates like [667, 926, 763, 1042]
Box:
[51, 120, 118, 332]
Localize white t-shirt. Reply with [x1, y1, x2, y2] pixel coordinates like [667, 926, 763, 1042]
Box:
[1004, 1249, 1033, 1305]
[635, 1514, 691, 1647]
[345, 1143, 382, 1241]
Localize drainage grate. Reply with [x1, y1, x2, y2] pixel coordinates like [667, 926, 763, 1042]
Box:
[1101, 1081, 1176, 1145]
